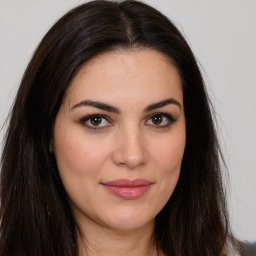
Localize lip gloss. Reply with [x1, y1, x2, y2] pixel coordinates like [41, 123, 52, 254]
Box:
[101, 179, 153, 200]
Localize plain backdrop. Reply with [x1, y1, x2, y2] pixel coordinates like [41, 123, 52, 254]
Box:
[0, 0, 255, 242]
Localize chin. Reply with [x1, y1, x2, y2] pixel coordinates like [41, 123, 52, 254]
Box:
[101, 209, 155, 231]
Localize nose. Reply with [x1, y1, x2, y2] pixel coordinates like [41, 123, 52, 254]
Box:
[112, 128, 148, 169]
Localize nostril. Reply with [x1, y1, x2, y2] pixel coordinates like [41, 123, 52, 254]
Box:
[111, 129, 148, 169]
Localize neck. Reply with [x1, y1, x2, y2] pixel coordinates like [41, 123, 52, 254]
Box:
[77, 218, 159, 256]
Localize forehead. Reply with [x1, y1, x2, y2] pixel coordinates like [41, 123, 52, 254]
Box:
[64, 49, 183, 108]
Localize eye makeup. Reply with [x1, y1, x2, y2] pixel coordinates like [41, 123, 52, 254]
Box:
[145, 112, 177, 129]
[80, 114, 113, 130]
[79, 111, 177, 131]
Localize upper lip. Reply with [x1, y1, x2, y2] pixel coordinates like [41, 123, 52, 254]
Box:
[102, 179, 153, 187]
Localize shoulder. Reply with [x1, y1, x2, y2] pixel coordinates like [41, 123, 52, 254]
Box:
[241, 242, 256, 256]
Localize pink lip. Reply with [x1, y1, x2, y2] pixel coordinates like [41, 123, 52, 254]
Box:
[101, 179, 153, 200]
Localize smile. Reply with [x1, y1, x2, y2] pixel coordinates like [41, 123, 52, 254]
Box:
[101, 179, 153, 200]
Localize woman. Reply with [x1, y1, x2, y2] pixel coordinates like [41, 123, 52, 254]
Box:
[0, 0, 240, 255]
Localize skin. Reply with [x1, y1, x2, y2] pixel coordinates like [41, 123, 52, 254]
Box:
[53, 49, 186, 256]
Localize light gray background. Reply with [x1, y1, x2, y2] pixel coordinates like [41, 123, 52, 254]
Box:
[0, 0, 255, 242]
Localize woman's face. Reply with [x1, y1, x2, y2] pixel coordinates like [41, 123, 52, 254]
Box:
[53, 50, 186, 231]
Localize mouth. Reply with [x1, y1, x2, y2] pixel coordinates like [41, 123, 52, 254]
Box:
[101, 179, 153, 200]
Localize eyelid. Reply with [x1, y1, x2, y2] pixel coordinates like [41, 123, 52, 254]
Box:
[79, 112, 177, 131]
[80, 114, 113, 130]
[145, 112, 177, 127]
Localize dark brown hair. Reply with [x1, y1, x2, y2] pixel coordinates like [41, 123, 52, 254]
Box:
[0, 1, 238, 255]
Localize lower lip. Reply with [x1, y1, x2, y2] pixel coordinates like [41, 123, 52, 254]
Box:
[102, 185, 151, 200]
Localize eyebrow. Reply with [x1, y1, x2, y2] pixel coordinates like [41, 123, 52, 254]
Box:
[71, 100, 120, 113]
[144, 98, 181, 112]
[71, 98, 181, 113]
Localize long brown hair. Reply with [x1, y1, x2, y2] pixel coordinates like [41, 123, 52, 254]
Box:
[0, 1, 238, 255]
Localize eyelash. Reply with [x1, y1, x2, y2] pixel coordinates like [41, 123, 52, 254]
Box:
[80, 114, 112, 130]
[145, 112, 176, 128]
[80, 113, 176, 130]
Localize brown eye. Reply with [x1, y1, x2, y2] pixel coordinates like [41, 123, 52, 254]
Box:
[90, 116, 102, 126]
[81, 115, 111, 130]
[151, 115, 163, 125]
[145, 113, 175, 128]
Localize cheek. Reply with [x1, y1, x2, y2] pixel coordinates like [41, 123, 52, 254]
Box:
[54, 135, 110, 178]
[153, 131, 185, 174]
[53, 133, 112, 209]
[53, 114, 110, 180]
[150, 129, 185, 200]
